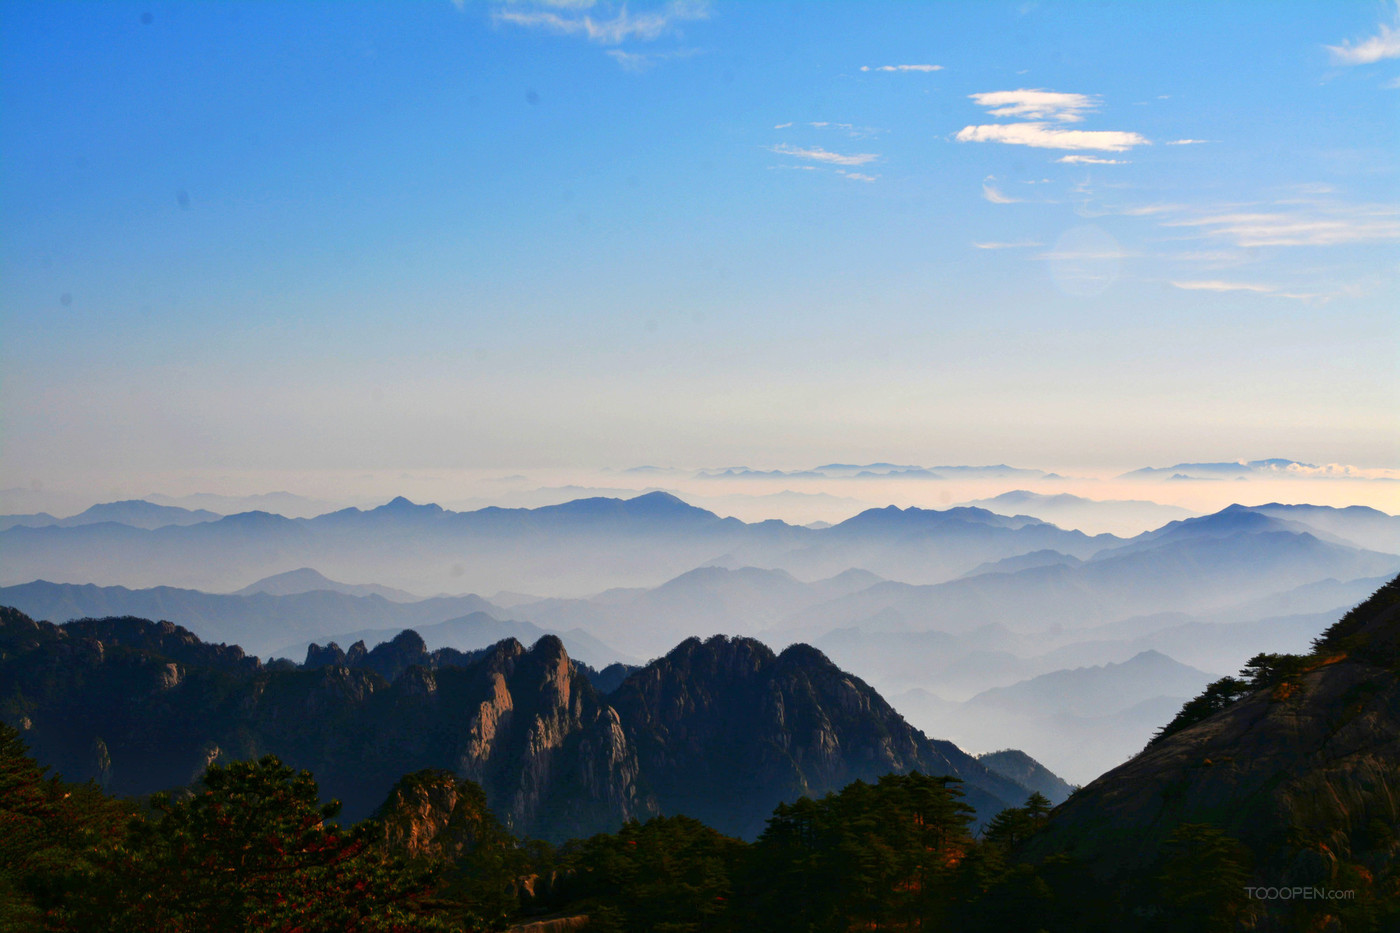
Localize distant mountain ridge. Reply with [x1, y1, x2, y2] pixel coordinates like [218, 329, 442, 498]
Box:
[0, 608, 1055, 842]
[232, 567, 421, 603]
[0, 499, 221, 532]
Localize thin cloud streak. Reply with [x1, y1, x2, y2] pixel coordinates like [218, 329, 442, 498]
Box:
[972, 241, 1043, 249]
[1163, 206, 1400, 247]
[1171, 280, 1274, 293]
[605, 47, 700, 71]
[492, 0, 709, 45]
[768, 143, 879, 166]
[861, 64, 943, 72]
[1058, 155, 1128, 164]
[1171, 280, 1321, 301]
[957, 123, 1149, 152]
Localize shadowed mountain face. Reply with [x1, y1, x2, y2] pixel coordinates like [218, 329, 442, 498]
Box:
[607, 636, 1030, 839]
[1026, 576, 1400, 915]
[0, 608, 1045, 842]
[977, 748, 1076, 804]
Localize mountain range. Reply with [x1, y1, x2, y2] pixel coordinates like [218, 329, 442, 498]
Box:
[0, 606, 1045, 841]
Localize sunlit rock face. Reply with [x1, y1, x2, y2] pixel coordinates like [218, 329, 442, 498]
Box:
[0, 607, 1034, 842]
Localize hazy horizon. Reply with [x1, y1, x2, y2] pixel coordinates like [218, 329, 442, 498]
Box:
[3, 1, 1397, 505]
[5, 456, 1399, 535]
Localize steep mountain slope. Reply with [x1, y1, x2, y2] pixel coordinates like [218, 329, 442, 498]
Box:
[608, 635, 1029, 838]
[1026, 576, 1400, 923]
[977, 749, 1077, 804]
[0, 609, 1045, 842]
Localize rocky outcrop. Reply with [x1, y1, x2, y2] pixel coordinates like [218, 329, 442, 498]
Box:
[0, 609, 1041, 843]
[374, 769, 503, 861]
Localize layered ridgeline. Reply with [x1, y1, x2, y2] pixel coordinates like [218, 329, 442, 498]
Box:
[0, 607, 1037, 841]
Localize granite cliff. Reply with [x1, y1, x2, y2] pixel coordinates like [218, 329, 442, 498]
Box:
[0, 607, 1037, 841]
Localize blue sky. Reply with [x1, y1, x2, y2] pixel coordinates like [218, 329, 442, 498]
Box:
[2, 1, 1397, 504]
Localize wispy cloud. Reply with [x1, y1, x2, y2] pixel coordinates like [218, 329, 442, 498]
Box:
[982, 176, 1021, 203]
[839, 171, 879, 183]
[1058, 155, 1128, 164]
[972, 240, 1042, 249]
[773, 122, 793, 129]
[957, 123, 1148, 152]
[807, 121, 879, 138]
[861, 64, 942, 73]
[1166, 139, 1209, 146]
[969, 89, 1096, 122]
[493, 0, 708, 45]
[1170, 280, 1275, 294]
[768, 143, 879, 167]
[1170, 280, 1320, 301]
[605, 47, 700, 71]
[1162, 204, 1400, 247]
[1326, 4, 1400, 64]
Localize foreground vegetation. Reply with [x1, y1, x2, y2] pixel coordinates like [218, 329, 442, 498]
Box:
[5, 577, 1400, 931]
[5, 723, 1390, 932]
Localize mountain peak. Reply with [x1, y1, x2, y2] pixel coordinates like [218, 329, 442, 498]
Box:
[374, 496, 443, 514]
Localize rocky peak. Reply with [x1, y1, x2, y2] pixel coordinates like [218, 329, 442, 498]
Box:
[361, 630, 430, 682]
[374, 769, 503, 861]
[303, 641, 346, 669]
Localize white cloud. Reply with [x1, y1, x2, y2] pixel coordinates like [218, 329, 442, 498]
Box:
[1385, 76, 1400, 89]
[957, 123, 1148, 152]
[839, 172, 879, 182]
[1163, 205, 1400, 247]
[1166, 139, 1209, 145]
[861, 64, 943, 72]
[1170, 280, 1275, 293]
[981, 176, 1021, 203]
[768, 143, 879, 166]
[1058, 155, 1128, 164]
[972, 241, 1042, 249]
[1326, 5, 1400, 64]
[1170, 280, 1320, 301]
[493, 0, 708, 45]
[969, 89, 1096, 121]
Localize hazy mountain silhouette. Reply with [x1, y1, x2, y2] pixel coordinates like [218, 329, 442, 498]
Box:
[232, 567, 421, 602]
[959, 490, 1196, 536]
[0, 499, 220, 531]
[0, 581, 509, 656]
